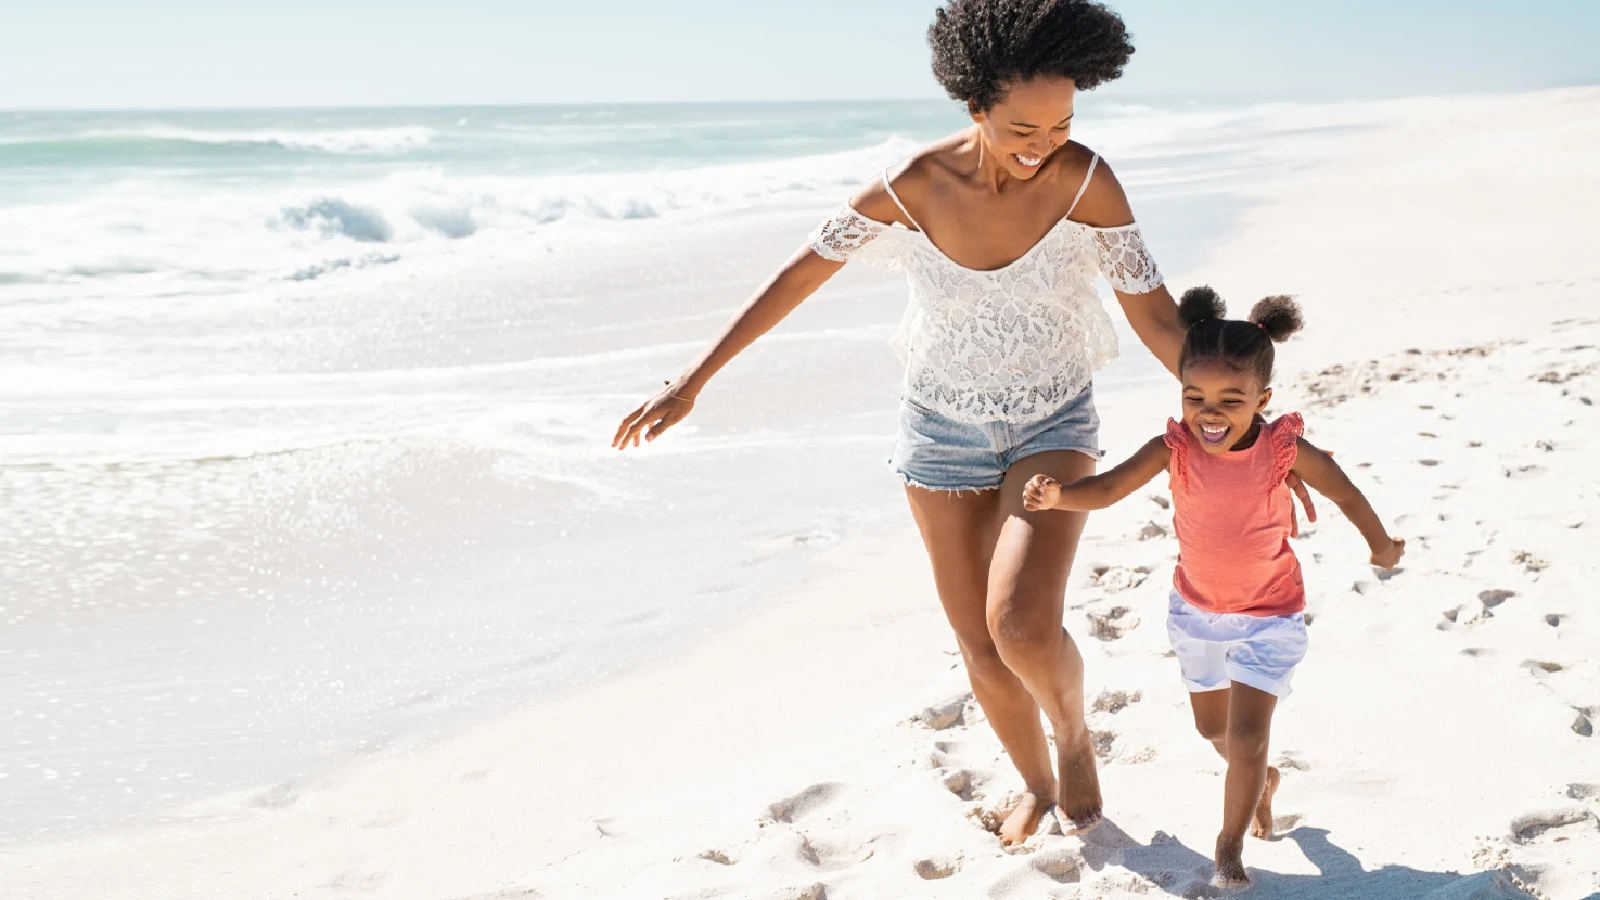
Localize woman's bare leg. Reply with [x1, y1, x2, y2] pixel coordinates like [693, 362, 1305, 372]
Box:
[904, 484, 1055, 846]
[989, 450, 1102, 832]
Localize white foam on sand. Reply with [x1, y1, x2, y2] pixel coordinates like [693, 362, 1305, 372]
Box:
[7, 87, 1600, 899]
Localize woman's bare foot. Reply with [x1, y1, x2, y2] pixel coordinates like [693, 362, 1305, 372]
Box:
[1250, 766, 1281, 839]
[996, 790, 1054, 846]
[1055, 731, 1103, 834]
[1213, 835, 1250, 887]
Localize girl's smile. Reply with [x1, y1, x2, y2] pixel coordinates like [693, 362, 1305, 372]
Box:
[1181, 359, 1272, 455]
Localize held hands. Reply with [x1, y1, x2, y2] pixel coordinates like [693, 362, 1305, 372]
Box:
[1022, 474, 1063, 512]
[612, 383, 696, 450]
[1285, 472, 1317, 524]
[1370, 537, 1406, 571]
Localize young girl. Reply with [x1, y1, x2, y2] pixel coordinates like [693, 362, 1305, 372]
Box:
[1022, 287, 1405, 887]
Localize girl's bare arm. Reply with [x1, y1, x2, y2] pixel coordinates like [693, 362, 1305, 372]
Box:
[1291, 437, 1406, 568]
[1023, 436, 1170, 511]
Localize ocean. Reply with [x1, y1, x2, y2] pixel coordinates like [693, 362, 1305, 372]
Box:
[0, 97, 1316, 843]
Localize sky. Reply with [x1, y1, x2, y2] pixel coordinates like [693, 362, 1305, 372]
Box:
[1, 0, 1596, 109]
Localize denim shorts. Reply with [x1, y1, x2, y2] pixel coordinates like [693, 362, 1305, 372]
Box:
[890, 384, 1103, 492]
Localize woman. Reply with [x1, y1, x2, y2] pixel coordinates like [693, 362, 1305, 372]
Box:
[614, 0, 1302, 846]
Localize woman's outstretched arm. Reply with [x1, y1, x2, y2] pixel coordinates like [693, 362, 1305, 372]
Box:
[612, 181, 907, 449]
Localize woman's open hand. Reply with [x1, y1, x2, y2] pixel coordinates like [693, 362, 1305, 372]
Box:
[612, 384, 696, 450]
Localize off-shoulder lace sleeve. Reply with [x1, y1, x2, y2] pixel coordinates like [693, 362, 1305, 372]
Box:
[1164, 418, 1191, 489]
[1268, 413, 1305, 488]
[807, 203, 906, 270]
[1093, 226, 1164, 294]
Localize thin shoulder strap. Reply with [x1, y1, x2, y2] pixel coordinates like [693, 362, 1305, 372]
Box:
[881, 168, 924, 233]
[1065, 153, 1100, 218]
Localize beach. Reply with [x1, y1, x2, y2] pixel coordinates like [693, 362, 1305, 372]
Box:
[3, 86, 1598, 898]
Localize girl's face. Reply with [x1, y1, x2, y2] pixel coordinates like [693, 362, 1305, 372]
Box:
[970, 76, 1076, 180]
[1181, 359, 1272, 455]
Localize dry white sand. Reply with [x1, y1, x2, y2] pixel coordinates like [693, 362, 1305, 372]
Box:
[7, 87, 1599, 899]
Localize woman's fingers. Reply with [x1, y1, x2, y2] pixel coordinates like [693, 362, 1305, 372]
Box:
[1287, 473, 1317, 523]
[613, 396, 694, 450]
[645, 407, 685, 442]
[612, 404, 647, 449]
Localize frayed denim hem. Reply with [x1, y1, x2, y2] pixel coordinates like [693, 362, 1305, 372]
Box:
[891, 469, 1003, 496]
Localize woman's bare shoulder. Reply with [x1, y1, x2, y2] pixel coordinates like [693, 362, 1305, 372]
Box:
[1061, 142, 1136, 228]
[849, 131, 972, 229]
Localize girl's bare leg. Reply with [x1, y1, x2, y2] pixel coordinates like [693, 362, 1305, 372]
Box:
[1210, 682, 1278, 887]
[1191, 689, 1281, 842]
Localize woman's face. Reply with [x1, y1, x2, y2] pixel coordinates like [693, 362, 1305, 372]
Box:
[971, 76, 1076, 179]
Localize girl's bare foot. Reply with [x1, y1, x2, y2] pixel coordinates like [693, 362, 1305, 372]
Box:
[996, 790, 1054, 846]
[1213, 835, 1250, 887]
[1055, 731, 1103, 834]
[1250, 765, 1281, 839]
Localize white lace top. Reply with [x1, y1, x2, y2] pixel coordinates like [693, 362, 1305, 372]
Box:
[808, 155, 1164, 425]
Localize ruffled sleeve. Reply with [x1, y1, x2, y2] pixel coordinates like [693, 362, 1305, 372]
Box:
[1092, 225, 1164, 294]
[807, 203, 907, 271]
[1164, 418, 1191, 489]
[1268, 413, 1305, 489]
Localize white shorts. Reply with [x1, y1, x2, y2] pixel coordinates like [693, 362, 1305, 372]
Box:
[1166, 590, 1308, 699]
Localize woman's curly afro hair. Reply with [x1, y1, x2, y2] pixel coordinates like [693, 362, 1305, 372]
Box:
[928, 0, 1134, 113]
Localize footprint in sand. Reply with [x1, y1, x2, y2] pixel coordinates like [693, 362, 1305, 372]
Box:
[913, 696, 969, 731]
[1509, 807, 1598, 844]
[1087, 605, 1139, 640]
[788, 832, 869, 872]
[914, 856, 961, 880]
[1573, 708, 1594, 737]
[1138, 521, 1169, 541]
[697, 848, 735, 865]
[767, 783, 844, 824]
[1090, 565, 1151, 593]
[1441, 599, 1495, 628]
[1275, 751, 1311, 772]
[1512, 550, 1550, 573]
[942, 768, 977, 801]
[1479, 589, 1516, 607]
[1091, 689, 1142, 715]
[1566, 783, 1600, 801]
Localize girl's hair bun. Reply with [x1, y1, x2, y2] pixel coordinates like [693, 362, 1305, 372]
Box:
[1177, 285, 1226, 329]
[1248, 295, 1304, 344]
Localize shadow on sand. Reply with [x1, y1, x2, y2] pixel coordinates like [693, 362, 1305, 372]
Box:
[1076, 821, 1543, 899]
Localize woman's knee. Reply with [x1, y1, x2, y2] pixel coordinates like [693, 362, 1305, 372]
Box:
[988, 604, 1072, 674]
[959, 638, 1012, 682]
